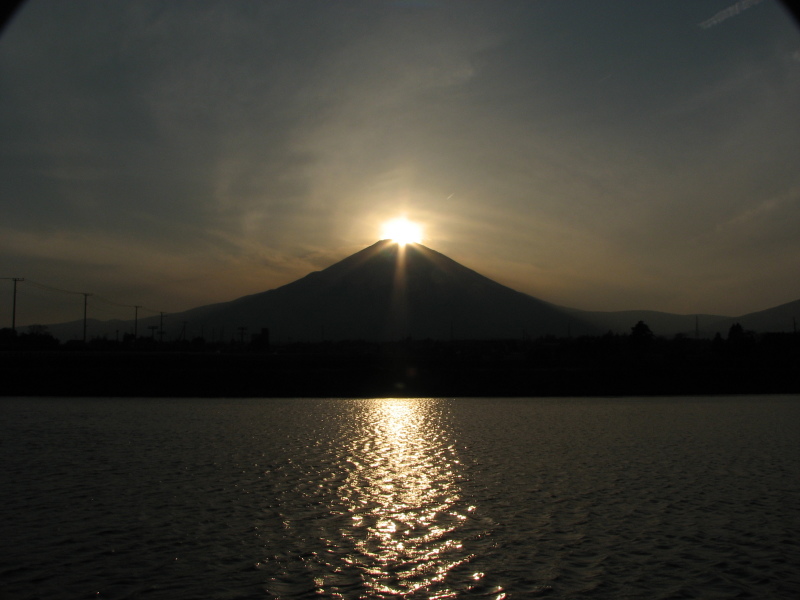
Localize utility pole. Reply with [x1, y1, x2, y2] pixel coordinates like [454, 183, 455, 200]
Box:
[2, 278, 24, 333]
[134, 305, 141, 338]
[82, 293, 92, 343]
[159, 312, 165, 343]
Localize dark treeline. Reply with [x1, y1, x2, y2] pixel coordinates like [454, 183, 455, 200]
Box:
[1, 321, 798, 397]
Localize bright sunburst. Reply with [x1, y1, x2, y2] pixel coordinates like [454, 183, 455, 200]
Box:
[381, 218, 423, 245]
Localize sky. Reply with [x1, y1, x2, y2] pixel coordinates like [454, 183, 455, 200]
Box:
[2, 0, 800, 328]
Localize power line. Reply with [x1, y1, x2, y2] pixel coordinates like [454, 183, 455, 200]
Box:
[6, 278, 167, 332]
[24, 279, 85, 296]
[93, 294, 135, 308]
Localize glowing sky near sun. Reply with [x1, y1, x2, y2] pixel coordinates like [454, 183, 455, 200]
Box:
[381, 218, 423, 245]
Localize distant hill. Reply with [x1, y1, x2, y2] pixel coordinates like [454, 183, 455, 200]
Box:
[567, 300, 800, 338]
[564, 308, 728, 338]
[43, 241, 799, 342]
[704, 298, 800, 336]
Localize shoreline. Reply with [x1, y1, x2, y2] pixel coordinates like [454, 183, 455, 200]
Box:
[2, 350, 797, 398]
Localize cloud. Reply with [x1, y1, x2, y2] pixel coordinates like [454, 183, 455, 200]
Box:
[699, 0, 766, 29]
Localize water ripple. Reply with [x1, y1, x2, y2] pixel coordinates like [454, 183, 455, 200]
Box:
[1, 396, 799, 598]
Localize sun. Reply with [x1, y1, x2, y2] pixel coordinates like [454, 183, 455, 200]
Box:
[381, 218, 423, 245]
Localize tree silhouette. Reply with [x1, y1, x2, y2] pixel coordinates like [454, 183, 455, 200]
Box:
[630, 320, 654, 342]
[727, 322, 744, 341]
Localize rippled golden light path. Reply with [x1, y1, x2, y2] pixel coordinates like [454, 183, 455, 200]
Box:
[334, 399, 478, 598]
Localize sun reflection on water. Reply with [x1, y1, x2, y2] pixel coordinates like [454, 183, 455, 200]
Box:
[336, 398, 472, 598]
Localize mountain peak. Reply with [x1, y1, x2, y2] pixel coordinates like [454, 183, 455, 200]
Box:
[205, 241, 587, 341]
[40, 240, 800, 341]
[44, 242, 594, 341]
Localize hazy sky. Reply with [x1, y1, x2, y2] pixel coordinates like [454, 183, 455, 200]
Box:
[2, 0, 800, 327]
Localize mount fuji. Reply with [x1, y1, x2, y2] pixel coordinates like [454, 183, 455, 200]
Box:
[49, 240, 596, 342]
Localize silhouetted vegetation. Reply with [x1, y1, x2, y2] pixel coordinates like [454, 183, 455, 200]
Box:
[1, 321, 798, 397]
[0, 325, 59, 350]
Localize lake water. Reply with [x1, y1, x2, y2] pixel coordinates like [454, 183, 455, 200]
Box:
[1, 396, 799, 599]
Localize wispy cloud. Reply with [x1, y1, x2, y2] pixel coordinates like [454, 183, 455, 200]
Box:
[699, 0, 766, 29]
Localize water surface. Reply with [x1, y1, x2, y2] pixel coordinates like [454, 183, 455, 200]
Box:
[1, 396, 799, 598]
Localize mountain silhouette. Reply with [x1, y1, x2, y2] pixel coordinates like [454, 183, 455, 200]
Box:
[707, 298, 800, 336]
[42, 240, 798, 342]
[563, 308, 728, 338]
[194, 240, 592, 342]
[47, 240, 593, 342]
